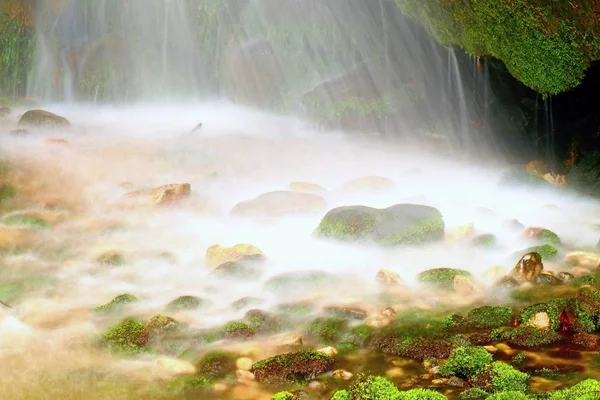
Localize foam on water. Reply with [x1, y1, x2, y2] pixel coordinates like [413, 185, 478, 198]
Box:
[0, 102, 599, 396]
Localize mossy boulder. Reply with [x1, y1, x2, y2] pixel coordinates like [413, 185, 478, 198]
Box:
[95, 294, 139, 313]
[165, 295, 207, 311]
[471, 234, 497, 249]
[523, 227, 561, 246]
[338, 375, 448, 399]
[2, 214, 48, 228]
[244, 309, 285, 334]
[471, 361, 530, 393]
[231, 296, 264, 311]
[574, 275, 598, 287]
[251, 349, 334, 384]
[514, 245, 558, 261]
[205, 243, 264, 267]
[314, 204, 444, 246]
[548, 378, 600, 399]
[518, 299, 568, 331]
[222, 321, 255, 339]
[212, 259, 264, 280]
[18, 109, 71, 127]
[438, 346, 493, 378]
[417, 268, 472, 290]
[196, 351, 237, 380]
[507, 326, 563, 347]
[457, 388, 489, 399]
[368, 333, 454, 361]
[102, 319, 148, 354]
[465, 306, 513, 330]
[302, 317, 349, 344]
[95, 250, 125, 266]
[272, 392, 294, 400]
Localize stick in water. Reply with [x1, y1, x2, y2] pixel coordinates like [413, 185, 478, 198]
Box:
[189, 122, 203, 134]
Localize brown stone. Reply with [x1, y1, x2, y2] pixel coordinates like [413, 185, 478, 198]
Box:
[205, 244, 264, 267]
[121, 183, 191, 208]
[511, 252, 544, 281]
[376, 269, 402, 286]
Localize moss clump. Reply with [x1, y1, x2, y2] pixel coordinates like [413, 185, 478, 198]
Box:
[574, 275, 598, 287]
[471, 234, 497, 249]
[167, 375, 212, 392]
[231, 296, 263, 311]
[251, 349, 334, 384]
[212, 259, 263, 280]
[303, 317, 348, 344]
[165, 295, 205, 311]
[347, 375, 401, 399]
[222, 321, 255, 339]
[398, 389, 447, 399]
[575, 289, 600, 332]
[0, 184, 16, 203]
[548, 378, 600, 400]
[96, 251, 125, 266]
[244, 309, 284, 334]
[417, 268, 472, 289]
[196, 351, 237, 380]
[2, 214, 48, 228]
[272, 392, 294, 400]
[472, 361, 530, 393]
[511, 353, 528, 366]
[507, 326, 563, 347]
[330, 390, 351, 400]
[466, 306, 513, 329]
[102, 319, 148, 354]
[393, 0, 599, 95]
[95, 294, 139, 312]
[439, 346, 493, 378]
[485, 392, 530, 400]
[518, 299, 568, 331]
[457, 388, 489, 399]
[534, 229, 561, 246]
[313, 204, 444, 246]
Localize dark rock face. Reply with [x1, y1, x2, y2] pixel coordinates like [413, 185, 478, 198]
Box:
[511, 252, 544, 281]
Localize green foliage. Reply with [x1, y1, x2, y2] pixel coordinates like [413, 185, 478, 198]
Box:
[548, 378, 600, 400]
[457, 388, 489, 399]
[417, 268, 472, 290]
[473, 362, 531, 393]
[272, 392, 294, 400]
[303, 317, 348, 344]
[485, 392, 530, 400]
[466, 306, 513, 329]
[438, 346, 493, 378]
[331, 390, 351, 400]
[349, 375, 402, 400]
[393, 0, 600, 94]
[102, 319, 147, 355]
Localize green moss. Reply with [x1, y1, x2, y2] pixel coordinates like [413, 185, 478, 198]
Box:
[535, 229, 561, 246]
[167, 375, 212, 392]
[532, 368, 560, 380]
[95, 294, 139, 313]
[574, 275, 598, 287]
[507, 326, 563, 347]
[417, 268, 472, 289]
[458, 388, 489, 399]
[393, 0, 600, 94]
[0, 184, 16, 203]
[222, 321, 255, 339]
[165, 295, 204, 311]
[471, 234, 497, 249]
[511, 353, 528, 366]
[2, 214, 48, 228]
[516, 245, 558, 261]
[272, 392, 294, 400]
[303, 317, 348, 344]
[473, 362, 530, 393]
[331, 390, 351, 400]
[349, 375, 401, 399]
[102, 319, 147, 354]
[439, 346, 493, 378]
[0, 8, 34, 99]
[485, 392, 530, 400]
[397, 389, 448, 399]
[244, 309, 284, 334]
[196, 351, 237, 380]
[466, 306, 513, 329]
[251, 349, 334, 384]
[548, 378, 600, 400]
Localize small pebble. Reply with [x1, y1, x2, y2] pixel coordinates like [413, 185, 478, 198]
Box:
[308, 381, 323, 390]
[333, 369, 354, 381]
[318, 346, 338, 357]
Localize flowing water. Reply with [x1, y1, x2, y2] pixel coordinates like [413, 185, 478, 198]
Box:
[0, 103, 600, 399]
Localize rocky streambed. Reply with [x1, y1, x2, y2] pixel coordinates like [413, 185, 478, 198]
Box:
[1, 105, 600, 399]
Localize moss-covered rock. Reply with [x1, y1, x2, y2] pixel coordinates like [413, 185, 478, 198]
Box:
[523, 228, 561, 246]
[417, 268, 472, 290]
[244, 309, 284, 334]
[251, 349, 334, 384]
[457, 388, 489, 399]
[471, 234, 497, 249]
[485, 392, 530, 400]
[196, 350, 237, 380]
[102, 319, 148, 354]
[165, 295, 206, 311]
[471, 361, 530, 393]
[314, 204, 444, 246]
[95, 294, 139, 313]
[95, 250, 125, 266]
[368, 333, 454, 361]
[303, 317, 348, 344]
[518, 299, 568, 331]
[2, 214, 48, 228]
[515, 245, 558, 261]
[222, 321, 255, 339]
[212, 259, 263, 280]
[272, 392, 294, 400]
[18, 109, 71, 127]
[231, 296, 264, 311]
[507, 326, 563, 347]
[392, 0, 600, 94]
[548, 378, 600, 400]
[346, 375, 401, 399]
[574, 275, 598, 287]
[438, 346, 493, 378]
[466, 306, 513, 329]
[205, 243, 264, 267]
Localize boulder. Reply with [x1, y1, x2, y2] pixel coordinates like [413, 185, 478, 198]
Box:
[205, 244, 264, 267]
[510, 252, 544, 281]
[251, 349, 334, 384]
[314, 204, 444, 246]
[288, 181, 328, 195]
[18, 109, 71, 128]
[231, 191, 326, 217]
[120, 183, 191, 208]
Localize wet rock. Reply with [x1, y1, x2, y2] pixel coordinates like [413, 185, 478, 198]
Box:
[244, 309, 284, 334]
[231, 191, 326, 217]
[525, 312, 551, 330]
[223, 321, 255, 340]
[418, 268, 472, 290]
[511, 252, 544, 281]
[317, 346, 338, 357]
[447, 377, 468, 387]
[518, 299, 569, 331]
[205, 243, 264, 267]
[516, 244, 558, 261]
[197, 351, 238, 380]
[235, 369, 255, 381]
[18, 109, 71, 128]
[324, 305, 368, 320]
[340, 176, 396, 193]
[95, 294, 139, 313]
[236, 357, 254, 371]
[573, 333, 600, 350]
[145, 315, 180, 340]
[278, 334, 303, 347]
[333, 369, 353, 380]
[121, 183, 191, 208]
[165, 295, 207, 311]
[375, 269, 402, 286]
[0, 106, 10, 117]
[522, 227, 561, 245]
[212, 258, 264, 280]
[566, 251, 600, 269]
[250, 349, 334, 384]
[526, 160, 551, 178]
[156, 356, 197, 376]
[366, 307, 396, 329]
[288, 181, 328, 195]
[314, 204, 444, 246]
[533, 272, 562, 286]
[558, 272, 575, 282]
[507, 326, 563, 347]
